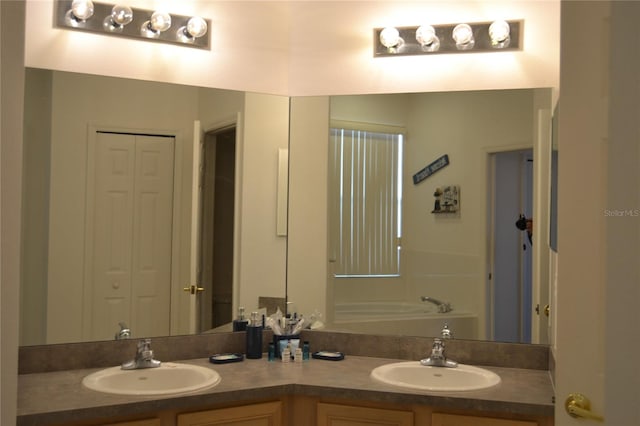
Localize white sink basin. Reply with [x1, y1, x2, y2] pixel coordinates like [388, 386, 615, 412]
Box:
[371, 361, 500, 392]
[82, 362, 221, 396]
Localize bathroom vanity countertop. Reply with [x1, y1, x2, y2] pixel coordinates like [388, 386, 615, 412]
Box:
[17, 355, 554, 425]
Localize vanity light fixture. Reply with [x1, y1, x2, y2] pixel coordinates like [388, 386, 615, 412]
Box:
[374, 19, 522, 57]
[55, 0, 211, 49]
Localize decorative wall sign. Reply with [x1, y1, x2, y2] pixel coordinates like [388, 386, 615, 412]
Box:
[432, 185, 459, 213]
[413, 154, 449, 184]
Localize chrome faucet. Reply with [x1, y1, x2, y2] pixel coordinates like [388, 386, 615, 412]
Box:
[115, 322, 131, 340]
[121, 339, 161, 370]
[420, 296, 452, 313]
[420, 338, 458, 368]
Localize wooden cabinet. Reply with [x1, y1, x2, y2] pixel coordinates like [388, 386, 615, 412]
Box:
[314, 401, 551, 426]
[50, 396, 550, 426]
[317, 403, 413, 426]
[177, 401, 282, 426]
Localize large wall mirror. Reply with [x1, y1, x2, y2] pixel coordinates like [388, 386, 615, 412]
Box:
[287, 89, 554, 346]
[20, 70, 554, 348]
[20, 68, 289, 346]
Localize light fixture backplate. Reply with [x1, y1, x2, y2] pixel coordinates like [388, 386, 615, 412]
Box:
[374, 20, 522, 57]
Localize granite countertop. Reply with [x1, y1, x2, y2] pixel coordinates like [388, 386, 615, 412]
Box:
[17, 355, 554, 425]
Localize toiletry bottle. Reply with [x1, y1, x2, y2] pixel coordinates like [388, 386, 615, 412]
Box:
[233, 307, 249, 332]
[245, 311, 263, 359]
[302, 341, 310, 361]
[268, 342, 275, 361]
[281, 344, 291, 363]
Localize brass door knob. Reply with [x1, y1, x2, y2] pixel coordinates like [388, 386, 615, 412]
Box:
[544, 304, 550, 317]
[565, 393, 604, 421]
[183, 284, 205, 295]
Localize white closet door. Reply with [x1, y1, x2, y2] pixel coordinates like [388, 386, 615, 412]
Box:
[87, 132, 174, 341]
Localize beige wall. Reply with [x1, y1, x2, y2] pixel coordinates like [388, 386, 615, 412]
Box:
[237, 93, 289, 311]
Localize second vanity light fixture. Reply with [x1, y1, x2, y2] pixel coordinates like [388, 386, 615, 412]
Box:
[56, 0, 210, 49]
[375, 20, 522, 57]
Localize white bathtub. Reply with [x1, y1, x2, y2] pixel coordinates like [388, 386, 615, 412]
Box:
[329, 302, 478, 339]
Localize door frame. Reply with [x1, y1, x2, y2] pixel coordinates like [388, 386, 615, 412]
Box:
[485, 143, 533, 343]
[190, 114, 243, 332]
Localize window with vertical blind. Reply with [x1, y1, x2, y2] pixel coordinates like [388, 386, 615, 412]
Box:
[329, 121, 404, 277]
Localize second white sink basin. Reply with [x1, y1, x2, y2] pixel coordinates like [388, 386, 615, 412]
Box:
[82, 362, 221, 396]
[371, 361, 500, 392]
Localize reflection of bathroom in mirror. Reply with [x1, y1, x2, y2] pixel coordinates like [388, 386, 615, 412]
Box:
[312, 89, 554, 344]
[20, 68, 289, 346]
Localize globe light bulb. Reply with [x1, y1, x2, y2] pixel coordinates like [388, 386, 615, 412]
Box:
[111, 5, 133, 26]
[178, 16, 208, 43]
[380, 27, 401, 49]
[489, 20, 511, 47]
[71, 0, 94, 21]
[65, 0, 94, 27]
[452, 23, 474, 50]
[103, 4, 133, 32]
[416, 25, 440, 52]
[150, 11, 171, 32]
[141, 11, 171, 38]
[186, 16, 207, 38]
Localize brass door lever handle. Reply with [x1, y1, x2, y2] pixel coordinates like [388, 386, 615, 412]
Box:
[565, 393, 604, 422]
[183, 284, 204, 295]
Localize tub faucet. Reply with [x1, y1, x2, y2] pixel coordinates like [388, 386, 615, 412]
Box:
[441, 322, 453, 339]
[420, 296, 452, 313]
[420, 338, 458, 368]
[115, 322, 131, 340]
[121, 339, 161, 370]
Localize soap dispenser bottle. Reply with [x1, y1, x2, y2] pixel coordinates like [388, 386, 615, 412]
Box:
[233, 307, 249, 332]
[245, 311, 263, 359]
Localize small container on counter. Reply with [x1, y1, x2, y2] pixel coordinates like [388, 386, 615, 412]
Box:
[233, 307, 249, 332]
[245, 311, 263, 359]
[268, 342, 276, 361]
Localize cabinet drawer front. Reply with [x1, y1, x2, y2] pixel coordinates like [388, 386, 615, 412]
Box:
[317, 403, 414, 426]
[177, 401, 282, 426]
[432, 413, 538, 426]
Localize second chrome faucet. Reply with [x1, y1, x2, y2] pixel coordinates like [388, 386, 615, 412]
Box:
[420, 338, 458, 368]
[121, 339, 161, 370]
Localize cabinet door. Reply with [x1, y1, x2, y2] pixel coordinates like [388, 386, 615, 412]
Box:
[317, 403, 413, 426]
[432, 413, 538, 426]
[177, 401, 282, 426]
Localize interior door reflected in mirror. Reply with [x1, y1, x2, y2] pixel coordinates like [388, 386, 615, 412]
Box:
[20, 69, 289, 346]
